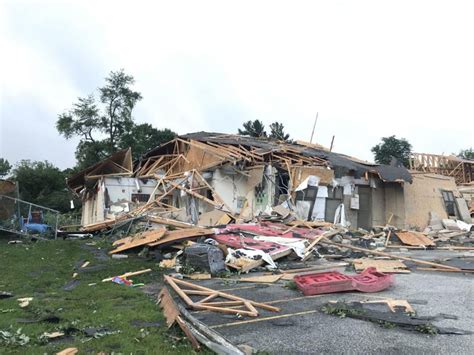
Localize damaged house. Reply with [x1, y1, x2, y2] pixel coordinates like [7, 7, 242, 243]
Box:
[67, 132, 470, 231]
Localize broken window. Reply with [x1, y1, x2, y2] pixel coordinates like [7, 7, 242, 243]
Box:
[441, 190, 457, 217]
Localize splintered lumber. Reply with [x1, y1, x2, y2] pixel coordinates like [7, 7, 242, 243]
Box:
[109, 228, 166, 254]
[175, 302, 245, 355]
[287, 220, 333, 228]
[322, 238, 461, 271]
[395, 231, 435, 247]
[147, 228, 214, 247]
[147, 216, 196, 229]
[164, 276, 280, 317]
[353, 258, 410, 273]
[158, 287, 200, 350]
[167, 181, 223, 208]
[102, 268, 152, 282]
[384, 230, 392, 247]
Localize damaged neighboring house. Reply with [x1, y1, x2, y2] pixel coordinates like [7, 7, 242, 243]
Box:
[67, 132, 471, 230]
[67, 148, 159, 226]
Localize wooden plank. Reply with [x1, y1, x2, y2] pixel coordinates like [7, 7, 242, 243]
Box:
[102, 268, 152, 282]
[56, 348, 78, 355]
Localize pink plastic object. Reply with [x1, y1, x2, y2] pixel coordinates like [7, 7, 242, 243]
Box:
[294, 267, 394, 296]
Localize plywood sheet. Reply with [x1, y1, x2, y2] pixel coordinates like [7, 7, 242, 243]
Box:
[353, 258, 410, 273]
[109, 228, 166, 254]
[396, 231, 435, 246]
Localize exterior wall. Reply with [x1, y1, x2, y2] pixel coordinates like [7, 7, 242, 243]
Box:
[403, 173, 459, 228]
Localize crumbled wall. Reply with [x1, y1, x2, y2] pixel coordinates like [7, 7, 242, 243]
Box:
[81, 177, 158, 226]
[403, 173, 459, 229]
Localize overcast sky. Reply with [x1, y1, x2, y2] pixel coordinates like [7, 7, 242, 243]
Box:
[1, 1, 473, 170]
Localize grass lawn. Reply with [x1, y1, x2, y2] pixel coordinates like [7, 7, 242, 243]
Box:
[0, 234, 206, 354]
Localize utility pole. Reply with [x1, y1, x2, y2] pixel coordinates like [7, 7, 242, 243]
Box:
[309, 112, 318, 143]
[330, 135, 335, 152]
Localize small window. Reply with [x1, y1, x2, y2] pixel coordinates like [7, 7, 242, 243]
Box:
[131, 193, 150, 203]
[441, 190, 457, 217]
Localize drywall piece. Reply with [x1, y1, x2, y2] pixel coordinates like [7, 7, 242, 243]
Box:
[455, 198, 472, 223]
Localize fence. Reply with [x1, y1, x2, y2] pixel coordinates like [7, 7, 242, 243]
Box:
[0, 194, 60, 238]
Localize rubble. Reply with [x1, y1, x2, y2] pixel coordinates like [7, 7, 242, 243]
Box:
[48, 134, 474, 351]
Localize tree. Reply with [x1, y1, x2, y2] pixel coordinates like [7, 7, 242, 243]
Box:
[0, 158, 12, 177]
[57, 69, 143, 167]
[119, 125, 177, 159]
[457, 148, 474, 160]
[269, 122, 290, 141]
[11, 160, 77, 212]
[238, 120, 267, 138]
[371, 135, 412, 167]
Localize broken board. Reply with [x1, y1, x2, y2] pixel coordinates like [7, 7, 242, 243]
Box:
[395, 231, 435, 247]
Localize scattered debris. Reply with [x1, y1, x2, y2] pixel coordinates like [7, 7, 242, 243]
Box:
[0, 291, 13, 299]
[17, 297, 33, 308]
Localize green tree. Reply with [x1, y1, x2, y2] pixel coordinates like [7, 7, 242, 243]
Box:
[0, 158, 12, 177]
[371, 135, 412, 167]
[57, 70, 143, 168]
[238, 120, 267, 137]
[269, 122, 290, 141]
[119, 125, 176, 159]
[11, 160, 77, 212]
[457, 148, 474, 160]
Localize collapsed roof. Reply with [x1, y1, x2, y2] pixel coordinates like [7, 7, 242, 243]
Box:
[67, 148, 133, 194]
[138, 132, 412, 183]
[67, 132, 413, 194]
